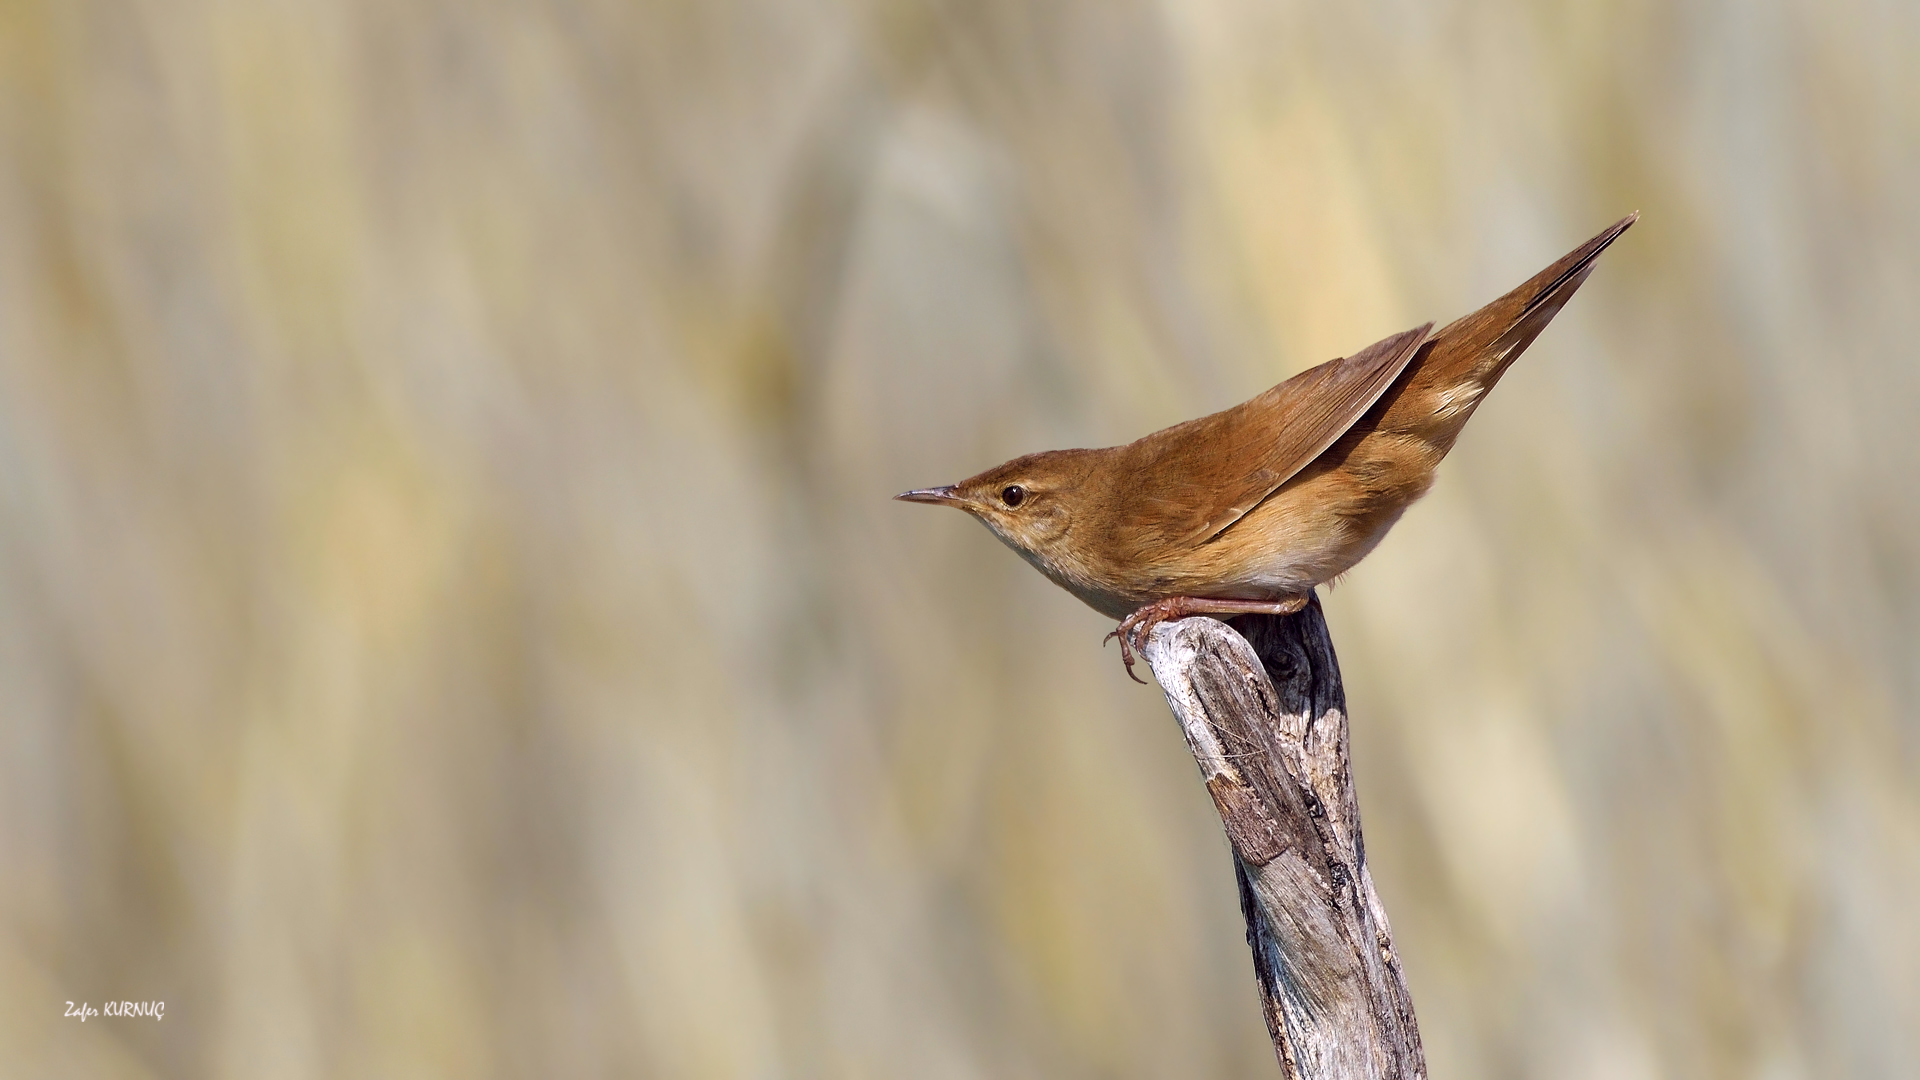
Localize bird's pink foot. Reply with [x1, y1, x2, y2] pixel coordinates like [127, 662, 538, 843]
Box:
[1105, 594, 1312, 684]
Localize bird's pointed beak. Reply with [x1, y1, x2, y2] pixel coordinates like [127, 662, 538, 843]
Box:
[895, 485, 963, 506]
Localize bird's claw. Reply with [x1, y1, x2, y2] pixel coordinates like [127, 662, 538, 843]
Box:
[1104, 624, 1150, 684]
[1108, 600, 1191, 684]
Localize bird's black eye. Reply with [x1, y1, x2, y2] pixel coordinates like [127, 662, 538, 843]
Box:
[1001, 485, 1027, 508]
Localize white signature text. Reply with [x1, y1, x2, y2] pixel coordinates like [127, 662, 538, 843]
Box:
[65, 1000, 164, 1021]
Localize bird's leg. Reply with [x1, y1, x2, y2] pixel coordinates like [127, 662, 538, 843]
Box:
[1105, 595, 1311, 684]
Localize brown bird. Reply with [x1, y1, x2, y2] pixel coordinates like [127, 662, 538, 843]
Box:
[898, 214, 1636, 681]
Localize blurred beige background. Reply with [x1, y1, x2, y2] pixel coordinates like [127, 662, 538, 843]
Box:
[3, 1, 1917, 1077]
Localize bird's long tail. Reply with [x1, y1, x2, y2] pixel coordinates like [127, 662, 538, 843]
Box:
[1377, 212, 1636, 453]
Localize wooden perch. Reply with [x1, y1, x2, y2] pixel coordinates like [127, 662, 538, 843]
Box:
[1141, 597, 1424, 1080]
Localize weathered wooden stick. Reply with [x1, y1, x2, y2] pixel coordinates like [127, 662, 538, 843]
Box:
[1141, 596, 1424, 1080]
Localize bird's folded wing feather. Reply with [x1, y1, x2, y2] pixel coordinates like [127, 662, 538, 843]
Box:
[1121, 322, 1434, 549]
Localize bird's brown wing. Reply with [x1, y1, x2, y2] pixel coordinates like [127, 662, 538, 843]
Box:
[1120, 322, 1433, 550]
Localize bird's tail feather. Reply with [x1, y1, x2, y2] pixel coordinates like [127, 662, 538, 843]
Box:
[1379, 212, 1636, 447]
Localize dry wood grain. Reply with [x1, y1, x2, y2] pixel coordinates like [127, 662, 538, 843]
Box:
[1142, 597, 1423, 1080]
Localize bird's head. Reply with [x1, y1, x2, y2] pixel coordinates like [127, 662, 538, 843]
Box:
[895, 448, 1098, 567]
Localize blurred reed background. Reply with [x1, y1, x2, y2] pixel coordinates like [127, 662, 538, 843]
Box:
[2, 1, 1917, 1077]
